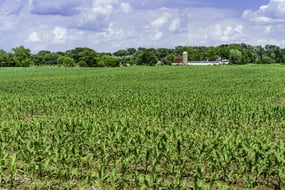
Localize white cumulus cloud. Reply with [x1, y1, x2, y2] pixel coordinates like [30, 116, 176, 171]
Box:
[120, 2, 132, 13]
[153, 31, 163, 40]
[243, 0, 285, 23]
[169, 18, 180, 32]
[240, 0, 285, 47]
[151, 13, 171, 28]
[52, 26, 68, 42]
[27, 32, 40, 42]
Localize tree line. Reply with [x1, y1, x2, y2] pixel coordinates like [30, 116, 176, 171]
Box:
[0, 43, 285, 67]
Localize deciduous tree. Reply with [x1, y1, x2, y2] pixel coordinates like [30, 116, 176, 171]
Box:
[229, 49, 242, 64]
[11, 46, 33, 67]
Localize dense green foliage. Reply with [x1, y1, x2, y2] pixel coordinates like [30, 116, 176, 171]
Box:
[1, 43, 285, 67]
[0, 65, 284, 189]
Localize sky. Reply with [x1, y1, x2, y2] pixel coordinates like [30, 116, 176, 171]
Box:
[0, 0, 284, 53]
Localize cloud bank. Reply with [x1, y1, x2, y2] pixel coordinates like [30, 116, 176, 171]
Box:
[0, 0, 284, 52]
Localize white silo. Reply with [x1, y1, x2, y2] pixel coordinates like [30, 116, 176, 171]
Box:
[182, 51, 188, 65]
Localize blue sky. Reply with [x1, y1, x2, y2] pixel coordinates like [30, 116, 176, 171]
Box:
[0, 0, 284, 53]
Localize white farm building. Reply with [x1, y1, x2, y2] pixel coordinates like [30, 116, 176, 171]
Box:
[172, 51, 229, 66]
[187, 59, 229, 66]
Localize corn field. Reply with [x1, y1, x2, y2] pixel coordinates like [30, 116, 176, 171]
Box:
[0, 65, 284, 189]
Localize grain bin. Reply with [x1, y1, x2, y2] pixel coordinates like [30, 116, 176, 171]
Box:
[182, 51, 188, 65]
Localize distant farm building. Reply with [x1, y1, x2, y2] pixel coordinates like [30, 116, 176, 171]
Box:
[174, 56, 183, 64]
[172, 52, 229, 66]
[187, 59, 229, 66]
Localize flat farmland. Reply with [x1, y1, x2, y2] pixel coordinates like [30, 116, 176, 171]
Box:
[0, 65, 284, 189]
